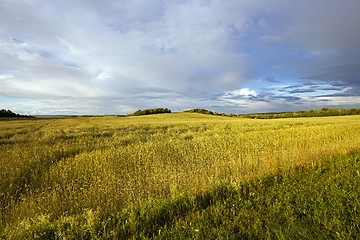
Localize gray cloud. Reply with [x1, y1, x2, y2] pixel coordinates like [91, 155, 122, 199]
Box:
[288, 89, 316, 94]
[303, 63, 360, 83]
[284, 0, 360, 53]
[302, 63, 360, 97]
[0, 0, 359, 114]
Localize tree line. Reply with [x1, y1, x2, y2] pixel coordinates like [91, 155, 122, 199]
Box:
[126, 108, 171, 116]
[183, 108, 231, 116]
[0, 109, 32, 118]
[183, 108, 360, 119]
[240, 108, 360, 119]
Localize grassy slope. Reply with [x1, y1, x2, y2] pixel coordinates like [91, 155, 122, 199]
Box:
[4, 151, 360, 239]
[1, 114, 360, 238]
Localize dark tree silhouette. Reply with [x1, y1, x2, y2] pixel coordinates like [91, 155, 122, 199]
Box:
[127, 108, 171, 116]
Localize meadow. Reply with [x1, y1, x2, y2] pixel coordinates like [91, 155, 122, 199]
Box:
[1, 113, 360, 238]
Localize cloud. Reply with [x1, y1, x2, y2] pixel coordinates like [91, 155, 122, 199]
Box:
[0, 0, 359, 114]
[257, 77, 280, 83]
[302, 63, 360, 96]
[0, 0, 253, 97]
[0, 74, 14, 80]
[288, 89, 316, 94]
[97, 72, 113, 81]
[284, 0, 360, 52]
[223, 88, 257, 98]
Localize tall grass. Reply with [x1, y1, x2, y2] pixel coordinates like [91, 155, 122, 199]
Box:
[3, 151, 360, 239]
[1, 114, 360, 237]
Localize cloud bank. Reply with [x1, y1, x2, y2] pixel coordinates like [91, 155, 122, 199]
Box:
[0, 0, 359, 114]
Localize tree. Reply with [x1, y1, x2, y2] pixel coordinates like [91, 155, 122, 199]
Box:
[126, 108, 171, 117]
[0, 109, 32, 118]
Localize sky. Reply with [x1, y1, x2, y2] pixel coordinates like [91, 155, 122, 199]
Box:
[0, 0, 359, 115]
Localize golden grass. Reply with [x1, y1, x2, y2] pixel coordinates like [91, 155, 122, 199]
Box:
[1, 113, 360, 231]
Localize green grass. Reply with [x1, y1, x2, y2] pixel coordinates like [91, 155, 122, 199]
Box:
[1, 113, 360, 238]
[157, 151, 360, 239]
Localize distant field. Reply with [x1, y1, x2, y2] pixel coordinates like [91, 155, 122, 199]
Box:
[1, 113, 360, 238]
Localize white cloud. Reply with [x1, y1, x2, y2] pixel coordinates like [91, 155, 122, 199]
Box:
[97, 72, 113, 81]
[0, 74, 14, 80]
[229, 88, 257, 97]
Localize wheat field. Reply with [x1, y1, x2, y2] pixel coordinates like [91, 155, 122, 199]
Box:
[1, 113, 360, 237]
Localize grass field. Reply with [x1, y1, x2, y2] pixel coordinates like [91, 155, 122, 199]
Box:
[1, 113, 360, 238]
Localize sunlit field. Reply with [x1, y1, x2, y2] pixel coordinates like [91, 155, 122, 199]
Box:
[1, 113, 360, 238]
